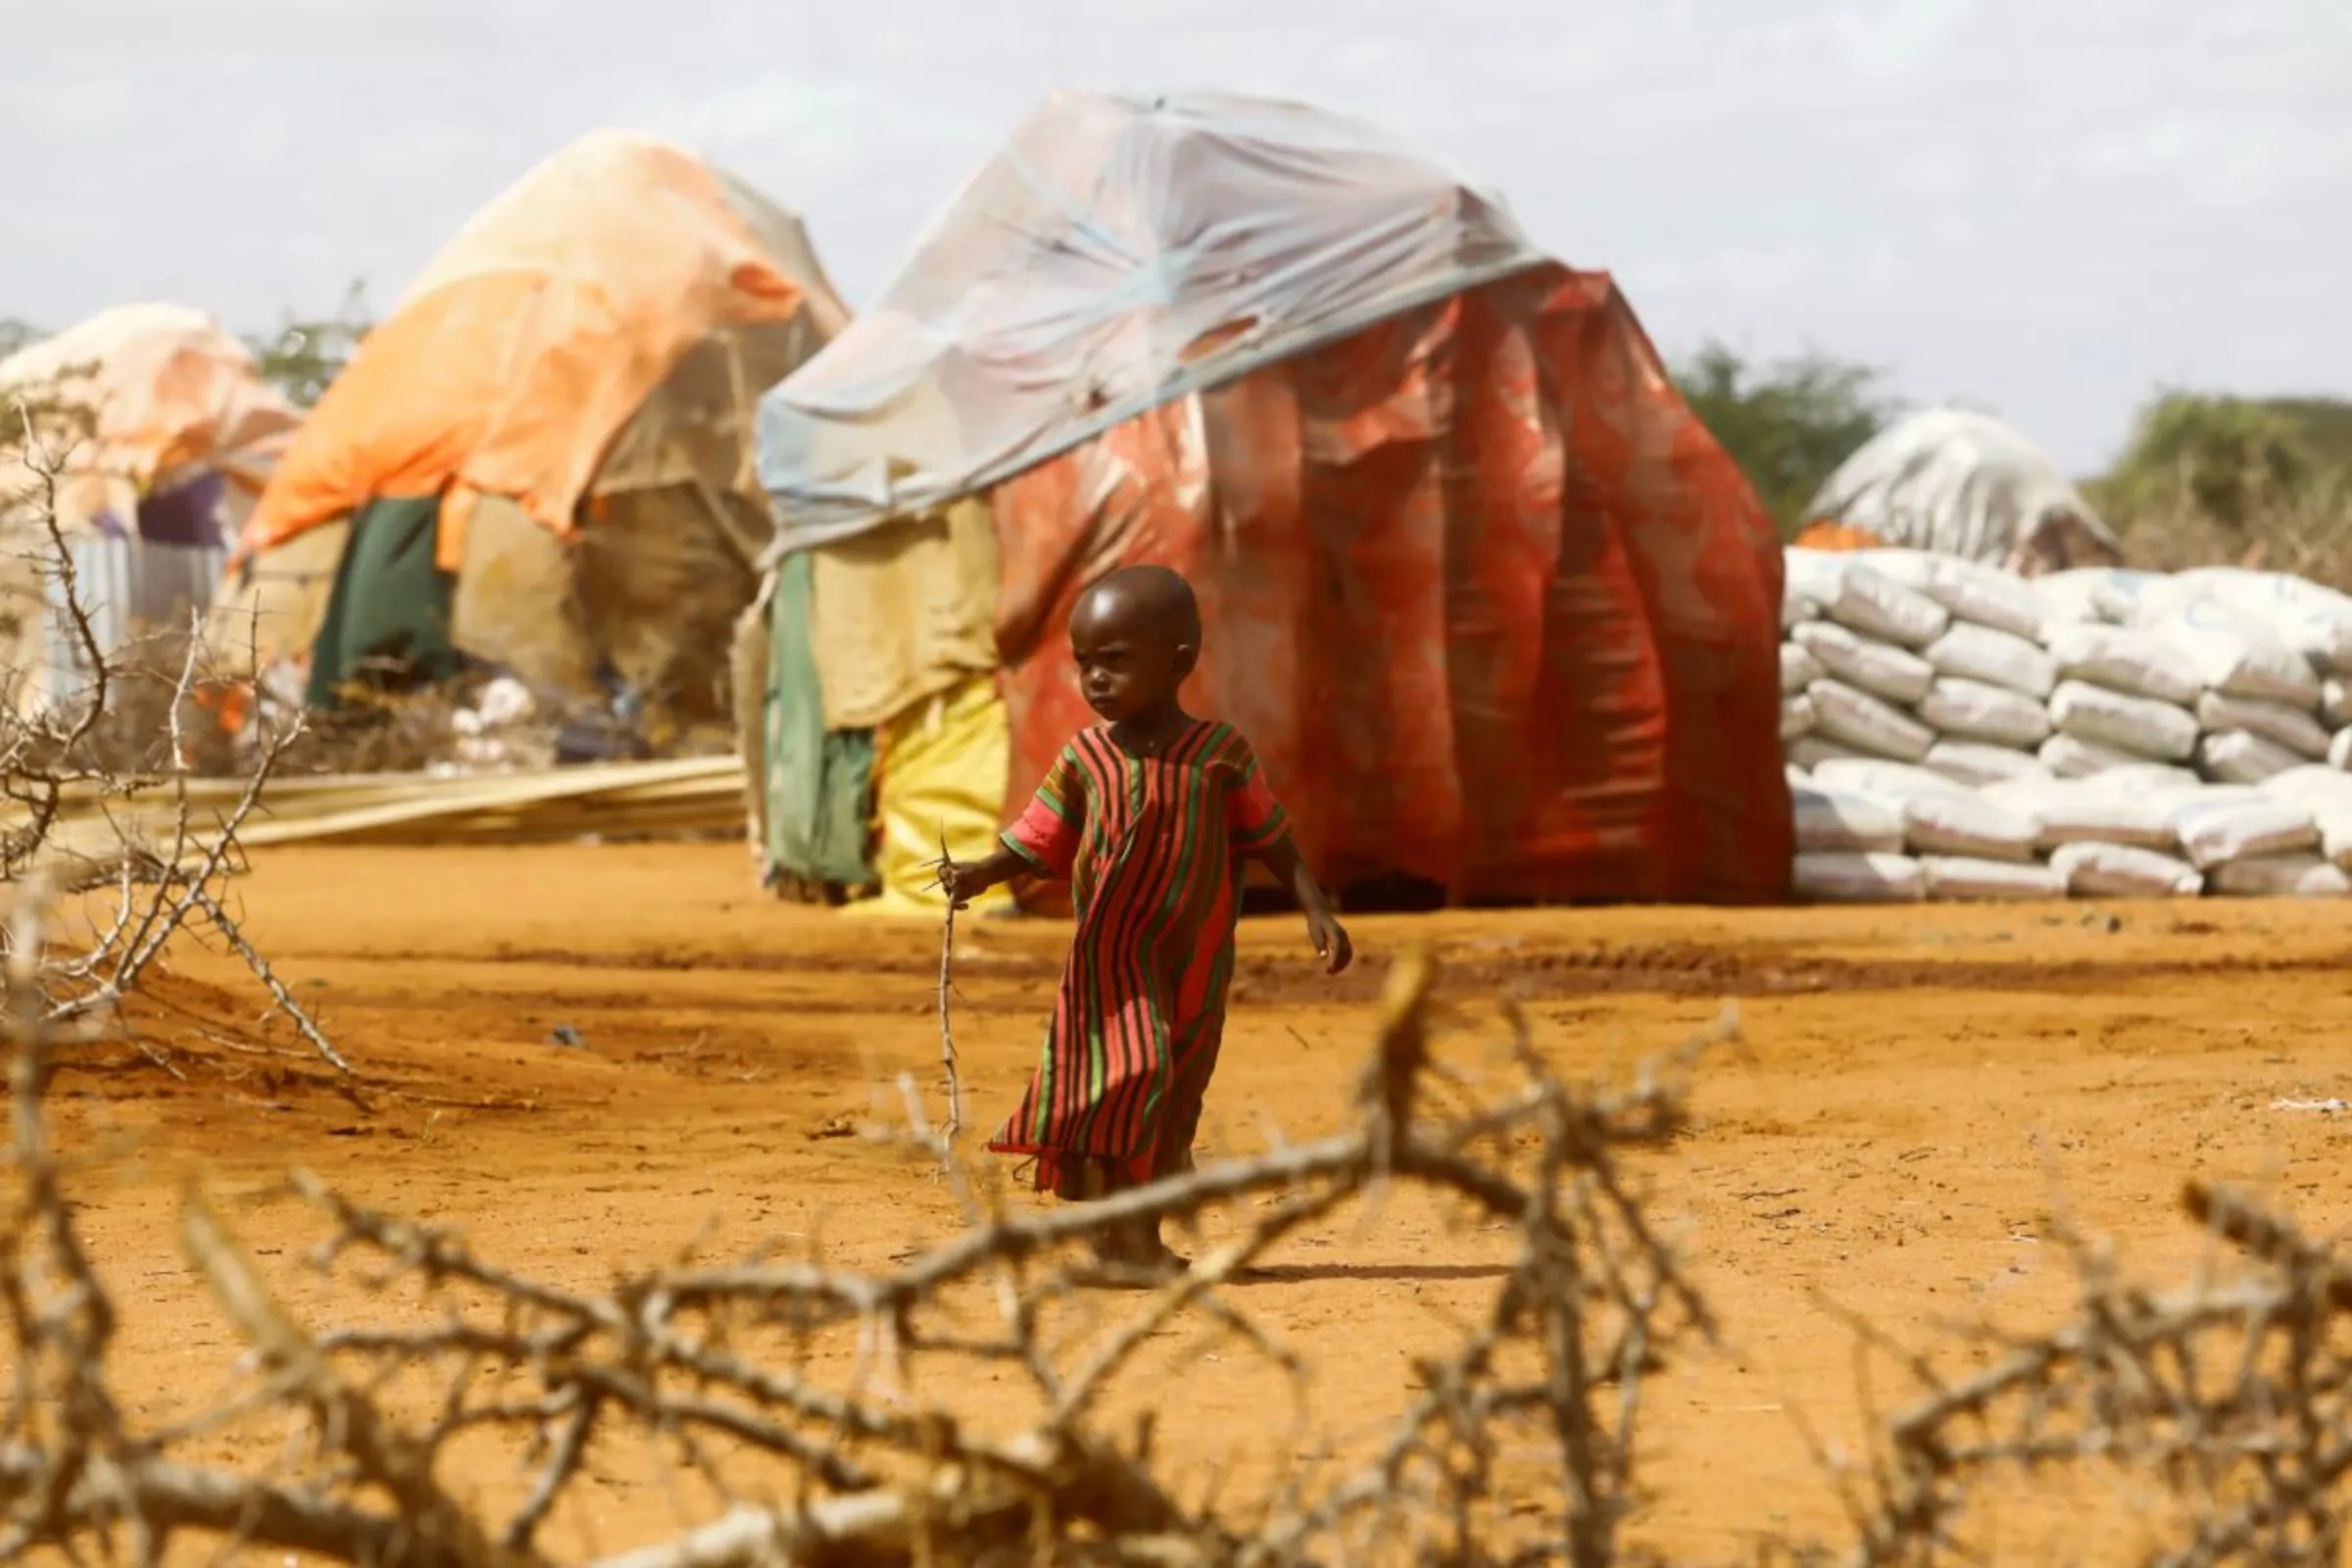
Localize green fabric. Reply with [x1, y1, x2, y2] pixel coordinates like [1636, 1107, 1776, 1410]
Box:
[761, 552, 875, 886]
[303, 495, 462, 709]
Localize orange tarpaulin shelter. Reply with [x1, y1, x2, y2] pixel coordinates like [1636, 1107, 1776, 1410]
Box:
[752, 92, 1789, 906]
[217, 129, 849, 723]
[990, 271, 1787, 904]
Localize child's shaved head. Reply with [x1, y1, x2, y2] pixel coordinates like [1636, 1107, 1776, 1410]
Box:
[1074, 564, 1200, 648]
[1068, 564, 1202, 724]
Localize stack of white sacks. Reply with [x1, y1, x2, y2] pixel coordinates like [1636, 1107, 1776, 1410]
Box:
[1783, 550, 2352, 901]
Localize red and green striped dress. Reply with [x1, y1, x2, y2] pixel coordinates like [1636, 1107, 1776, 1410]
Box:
[986, 719, 1293, 1196]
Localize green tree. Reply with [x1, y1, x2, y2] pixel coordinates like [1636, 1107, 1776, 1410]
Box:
[2084, 391, 2352, 586]
[243, 280, 372, 407]
[1673, 341, 1897, 533]
[2096, 392, 2320, 534]
[0, 318, 39, 361]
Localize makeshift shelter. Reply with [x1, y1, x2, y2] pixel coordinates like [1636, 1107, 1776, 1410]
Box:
[1794, 408, 2124, 575]
[213, 129, 850, 732]
[0, 304, 299, 717]
[747, 91, 1789, 910]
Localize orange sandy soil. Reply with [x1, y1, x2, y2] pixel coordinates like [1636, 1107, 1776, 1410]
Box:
[26, 843, 2352, 1563]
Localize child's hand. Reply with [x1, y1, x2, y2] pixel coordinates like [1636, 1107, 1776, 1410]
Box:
[938, 850, 1019, 909]
[1307, 907, 1352, 975]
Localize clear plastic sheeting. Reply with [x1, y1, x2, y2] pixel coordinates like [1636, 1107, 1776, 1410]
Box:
[1800, 409, 2125, 575]
[754, 90, 1548, 555]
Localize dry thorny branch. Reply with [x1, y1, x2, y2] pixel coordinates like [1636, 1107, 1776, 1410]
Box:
[2, 922, 1725, 1568]
[2, 397, 348, 1078]
[1821, 1176, 2352, 1568]
[7, 920, 2352, 1566]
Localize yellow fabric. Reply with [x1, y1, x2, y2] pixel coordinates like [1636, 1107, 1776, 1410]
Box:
[447, 494, 598, 695]
[201, 514, 351, 682]
[808, 494, 1002, 730]
[236, 130, 843, 569]
[842, 673, 1015, 917]
[0, 303, 300, 537]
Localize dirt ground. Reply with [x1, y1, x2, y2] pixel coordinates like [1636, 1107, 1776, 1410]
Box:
[32, 842, 2352, 1562]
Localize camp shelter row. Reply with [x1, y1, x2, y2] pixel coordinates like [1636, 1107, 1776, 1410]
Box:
[0, 91, 2127, 909]
[1, 132, 851, 749]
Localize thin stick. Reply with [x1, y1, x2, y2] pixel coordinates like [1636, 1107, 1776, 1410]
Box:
[186, 884, 356, 1078]
[934, 824, 963, 1162]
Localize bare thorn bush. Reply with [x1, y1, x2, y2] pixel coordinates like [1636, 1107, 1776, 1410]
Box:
[7, 839, 2352, 1564]
[2, 396, 348, 1078]
[0, 930, 1733, 1567]
[1820, 1177, 2352, 1568]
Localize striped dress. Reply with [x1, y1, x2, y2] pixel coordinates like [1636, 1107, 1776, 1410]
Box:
[986, 719, 1293, 1196]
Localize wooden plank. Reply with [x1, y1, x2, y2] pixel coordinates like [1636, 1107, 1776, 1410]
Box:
[16, 756, 753, 857]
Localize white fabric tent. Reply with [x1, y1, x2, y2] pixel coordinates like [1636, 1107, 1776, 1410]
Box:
[1801, 408, 2124, 574]
[752, 89, 1547, 559]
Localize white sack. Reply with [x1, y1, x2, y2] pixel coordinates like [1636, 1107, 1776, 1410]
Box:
[1808, 678, 1936, 762]
[2079, 568, 2170, 623]
[2140, 597, 2323, 707]
[2260, 763, 2352, 808]
[2168, 792, 2319, 869]
[1808, 757, 2039, 861]
[1781, 641, 1826, 694]
[2195, 691, 2329, 759]
[2208, 854, 2352, 899]
[1793, 850, 1927, 903]
[1783, 592, 1816, 634]
[1921, 856, 2068, 902]
[1809, 758, 1962, 796]
[1785, 762, 1812, 788]
[2047, 841, 2204, 899]
[2040, 621, 2203, 707]
[1924, 739, 2050, 788]
[1917, 676, 2052, 749]
[2037, 732, 2201, 788]
[1982, 777, 2179, 851]
[2197, 729, 2304, 785]
[1923, 621, 2057, 698]
[1782, 548, 1849, 608]
[1781, 693, 1817, 742]
[1789, 785, 1907, 854]
[2046, 678, 2199, 762]
[1790, 619, 1936, 704]
[2259, 764, 2352, 866]
[2033, 569, 2119, 625]
[2152, 568, 2352, 675]
[1809, 559, 1950, 649]
[2334, 728, 2352, 770]
[1788, 734, 1869, 771]
[1849, 549, 1941, 590]
[2103, 760, 2211, 795]
[2323, 677, 2352, 731]
[2036, 567, 2161, 625]
[1909, 556, 2045, 641]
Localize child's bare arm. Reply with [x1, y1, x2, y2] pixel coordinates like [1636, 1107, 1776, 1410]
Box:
[1257, 836, 1352, 974]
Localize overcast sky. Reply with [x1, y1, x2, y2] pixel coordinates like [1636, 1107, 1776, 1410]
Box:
[8, 0, 2346, 474]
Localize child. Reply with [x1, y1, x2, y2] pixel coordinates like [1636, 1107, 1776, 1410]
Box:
[941, 564, 1352, 1280]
